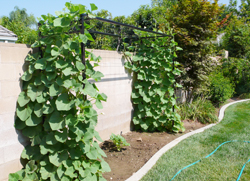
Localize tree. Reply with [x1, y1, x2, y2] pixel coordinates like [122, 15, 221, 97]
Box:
[0, 6, 37, 44]
[162, 0, 223, 102]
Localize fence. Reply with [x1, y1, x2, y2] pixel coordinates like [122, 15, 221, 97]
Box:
[0, 43, 133, 181]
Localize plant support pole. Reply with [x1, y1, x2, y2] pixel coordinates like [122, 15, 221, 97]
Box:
[80, 14, 87, 100]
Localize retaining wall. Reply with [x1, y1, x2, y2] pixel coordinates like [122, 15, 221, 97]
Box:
[0, 43, 133, 181]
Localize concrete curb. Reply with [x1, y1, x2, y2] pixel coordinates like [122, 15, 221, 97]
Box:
[125, 99, 250, 181]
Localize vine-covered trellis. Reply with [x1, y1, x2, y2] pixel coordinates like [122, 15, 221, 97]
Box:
[9, 2, 183, 181]
[124, 31, 184, 132]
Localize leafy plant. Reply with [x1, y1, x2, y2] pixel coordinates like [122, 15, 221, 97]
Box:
[0, 6, 38, 44]
[9, 2, 111, 181]
[124, 30, 184, 133]
[209, 71, 234, 104]
[178, 98, 218, 124]
[162, 0, 223, 103]
[110, 133, 130, 151]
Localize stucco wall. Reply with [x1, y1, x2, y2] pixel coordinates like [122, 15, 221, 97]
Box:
[0, 43, 32, 181]
[0, 44, 133, 181]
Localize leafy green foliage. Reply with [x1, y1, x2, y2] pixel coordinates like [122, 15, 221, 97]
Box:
[209, 71, 234, 104]
[222, 19, 250, 59]
[9, 2, 110, 181]
[0, 6, 38, 44]
[124, 30, 184, 133]
[110, 133, 130, 151]
[178, 98, 218, 124]
[162, 0, 223, 102]
[220, 57, 250, 96]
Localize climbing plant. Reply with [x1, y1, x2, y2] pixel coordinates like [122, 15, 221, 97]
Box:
[9, 2, 111, 181]
[124, 30, 184, 132]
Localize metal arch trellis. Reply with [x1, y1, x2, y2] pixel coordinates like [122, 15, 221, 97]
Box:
[38, 13, 177, 118]
[77, 14, 176, 116]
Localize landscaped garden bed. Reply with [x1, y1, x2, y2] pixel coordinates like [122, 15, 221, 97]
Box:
[101, 120, 206, 181]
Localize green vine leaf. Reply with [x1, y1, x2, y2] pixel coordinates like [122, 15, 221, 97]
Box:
[49, 111, 66, 130]
[16, 105, 32, 121]
[54, 129, 68, 143]
[55, 93, 74, 111]
[35, 58, 46, 70]
[21, 71, 32, 81]
[27, 84, 44, 102]
[90, 3, 98, 11]
[25, 113, 43, 126]
[53, 17, 71, 27]
[49, 150, 68, 167]
[17, 92, 30, 107]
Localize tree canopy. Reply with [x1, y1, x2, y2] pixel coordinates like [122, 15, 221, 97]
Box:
[0, 6, 37, 44]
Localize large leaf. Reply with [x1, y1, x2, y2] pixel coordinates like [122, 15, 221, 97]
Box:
[54, 129, 68, 143]
[62, 67, 78, 76]
[27, 84, 44, 102]
[40, 164, 56, 180]
[79, 34, 88, 44]
[16, 105, 32, 121]
[43, 104, 54, 114]
[17, 92, 30, 107]
[14, 117, 26, 130]
[55, 93, 74, 111]
[34, 103, 43, 117]
[76, 61, 85, 71]
[90, 3, 98, 11]
[46, 132, 58, 145]
[82, 80, 97, 97]
[49, 83, 63, 97]
[35, 58, 46, 70]
[49, 111, 66, 130]
[25, 113, 43, 126]
[49, 150, 68, 167]
[64, 166, 77, 178]
[54, 17, 71, 27]
[91, 71, 104, 81]
[95, 99, 103, 109]
[86, 146, 98, 160]
[21, 71, 32, 81]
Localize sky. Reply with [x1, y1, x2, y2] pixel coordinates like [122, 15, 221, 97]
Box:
[1, 0, 234, 20]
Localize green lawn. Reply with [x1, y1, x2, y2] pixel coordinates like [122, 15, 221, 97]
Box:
[141, 101, 250, 181]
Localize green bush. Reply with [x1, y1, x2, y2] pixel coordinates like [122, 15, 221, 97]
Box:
[221, 58, 250, 96]
[209, 71, 234, 103]
[178, 98, 218, 124]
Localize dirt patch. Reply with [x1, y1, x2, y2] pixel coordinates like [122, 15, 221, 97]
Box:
[101, 120, 206, 181]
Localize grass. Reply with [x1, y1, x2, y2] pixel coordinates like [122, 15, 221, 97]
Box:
[141, 101, 250, 181]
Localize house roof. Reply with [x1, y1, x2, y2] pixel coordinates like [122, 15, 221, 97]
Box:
[0, 25, 17, 37]
[0, 25, 18, 42]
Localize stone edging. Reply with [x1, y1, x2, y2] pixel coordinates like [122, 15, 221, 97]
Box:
[125, 99, 250, 181]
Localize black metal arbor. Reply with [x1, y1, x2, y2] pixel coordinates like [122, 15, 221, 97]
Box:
[78, 13, 171, 69]
[38, 13, 176, 114]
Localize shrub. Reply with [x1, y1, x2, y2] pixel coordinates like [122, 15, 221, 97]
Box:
[220, 57, 250, 96]
[178, 98, 218, 124]
[209, 71, 234, 103]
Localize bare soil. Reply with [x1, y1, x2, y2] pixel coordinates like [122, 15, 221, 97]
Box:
[101, 120, 207, 181]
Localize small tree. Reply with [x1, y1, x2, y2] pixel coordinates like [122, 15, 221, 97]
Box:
[162, 0, 223, 102]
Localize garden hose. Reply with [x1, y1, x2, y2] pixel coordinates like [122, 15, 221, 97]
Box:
[169, 140, 250, 181]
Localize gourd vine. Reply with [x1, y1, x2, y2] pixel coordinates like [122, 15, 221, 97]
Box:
[9, 2, 111, 181]
[123, 30, 185, 133]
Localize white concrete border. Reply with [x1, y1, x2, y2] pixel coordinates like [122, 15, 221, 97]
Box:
[126, 99, 250, 181]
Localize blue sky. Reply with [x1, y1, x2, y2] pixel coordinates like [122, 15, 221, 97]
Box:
[1, 0, 234, 20]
